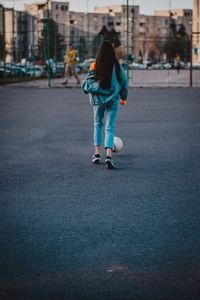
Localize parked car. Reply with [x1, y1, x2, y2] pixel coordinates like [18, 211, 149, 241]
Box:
[149, 62, 172, 70]
[130, 62, 147, 70]
[26, 66, 44, 77]
[0, 68, 12, 78]
[143, 60, 154, 69]
[77, 58, 95, 73]
[192, 63, 200, 69]
[7, 65, 27, 77]
[53, 63, 65, 77]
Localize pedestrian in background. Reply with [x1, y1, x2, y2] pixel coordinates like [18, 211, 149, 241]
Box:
[45, 58, 54, 86]
[63, 43, 80, 85]
[81, 41, 128, 169]
[175, 54, 181, 74]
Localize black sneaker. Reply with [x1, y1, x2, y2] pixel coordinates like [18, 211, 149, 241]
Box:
[92, 153, 101, 164]
[105, 156, 115, 169]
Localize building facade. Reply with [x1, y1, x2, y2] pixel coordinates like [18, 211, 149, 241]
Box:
[94, 5, 140, 55]
[155, 9, 192, 36]
[193, 0, 200, 63]
[1, 1, 194, 63]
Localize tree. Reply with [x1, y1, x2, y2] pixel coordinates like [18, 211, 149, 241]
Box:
[92, 26, 121, 57]
[78, 36, 87, 61]
[38, 19, 65, 62]
[0, 33, 4, 61]
[163, 23, 190, 62]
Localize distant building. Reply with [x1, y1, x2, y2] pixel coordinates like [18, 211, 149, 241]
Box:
[1, 1, 194, 63]
[0, 4, 3, 34]
[4, 8, 16, 63]
[94, 5, 140, 55]
[134, 9, 192, 62]
[193, 0, 200, 63]
[25, 1, 70, 58]
[135, 14, 170, 61]
[4, 8, 32, 63]
[155, 9, 192, 36]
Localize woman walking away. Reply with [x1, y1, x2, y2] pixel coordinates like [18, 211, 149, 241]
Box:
[81, 41, 128, 169]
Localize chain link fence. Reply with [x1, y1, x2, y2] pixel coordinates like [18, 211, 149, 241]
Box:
[0, 1, 199, 87]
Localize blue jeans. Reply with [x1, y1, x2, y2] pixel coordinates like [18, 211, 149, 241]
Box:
[93, 100, 119, 149]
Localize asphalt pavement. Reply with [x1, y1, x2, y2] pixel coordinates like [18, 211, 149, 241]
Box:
[0, 87, 200, 300]
[6, 69, 200, 88]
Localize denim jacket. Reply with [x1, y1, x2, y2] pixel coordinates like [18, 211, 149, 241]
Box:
[81, 63, 128, 105]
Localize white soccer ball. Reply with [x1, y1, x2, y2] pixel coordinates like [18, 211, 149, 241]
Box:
[112, 136, 123, 153]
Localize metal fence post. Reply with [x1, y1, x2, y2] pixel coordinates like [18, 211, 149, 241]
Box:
[3, 6, 6, 80]
[190, 33, 193, 88]
[126, 0, 129, 80]
[190, 32, 200, 88]
[47, 0, 51, 87]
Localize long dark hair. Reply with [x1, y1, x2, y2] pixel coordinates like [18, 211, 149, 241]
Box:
[95, 41, 121, 89]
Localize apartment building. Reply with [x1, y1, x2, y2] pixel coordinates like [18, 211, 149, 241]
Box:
[193, 0, 200, 63]
[4, 8, 16, 62]
[1, 1, 194, 63]
[3, 8, 33, 63]
[155, 9, 192, 35]
[25, 1, 70, 55]
[0, 5, 3, 33]
[134, 15, 166, 61]
[94, 5, 140, 48]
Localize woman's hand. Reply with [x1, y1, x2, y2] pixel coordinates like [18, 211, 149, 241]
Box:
[120, 99, 127, 105]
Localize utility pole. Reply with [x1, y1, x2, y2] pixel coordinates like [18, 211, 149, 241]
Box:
[32, 16, 35, 76]
[47, 0, 51, 87]
[19, 11, 22, 78]
[54, 22, 57, 63]
[167, 0, 172, 83]
[86, 0, 90, 58]
[168, 0, 172, 60]
[190, 32, 200, 88]
[2, 6, 6, 79]
[131, 3, 134, 57]
[12, 0, 15, 62]
[12, 9, 15, 62]
[126, 0, 129, 80]
[190, 33, 193, 88]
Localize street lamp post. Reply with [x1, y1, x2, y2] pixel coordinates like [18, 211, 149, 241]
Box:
[2, 6, 6, 79]
[190, 31, 200, 88]
[126, 0, 129, 80]
[86, 0, 90, 58]
[47, 0, 51, 87]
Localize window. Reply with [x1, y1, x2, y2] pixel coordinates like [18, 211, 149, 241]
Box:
[61, 5, 68, 11]
[184, 12, 190, 17]
[108, 21, 114, 26]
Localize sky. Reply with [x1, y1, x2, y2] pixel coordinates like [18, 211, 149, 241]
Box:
[0, 0, 193, 15]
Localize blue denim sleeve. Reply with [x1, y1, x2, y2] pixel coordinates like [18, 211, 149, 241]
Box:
[119, 65, 128, 100]
[81, 70, 112, 95]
